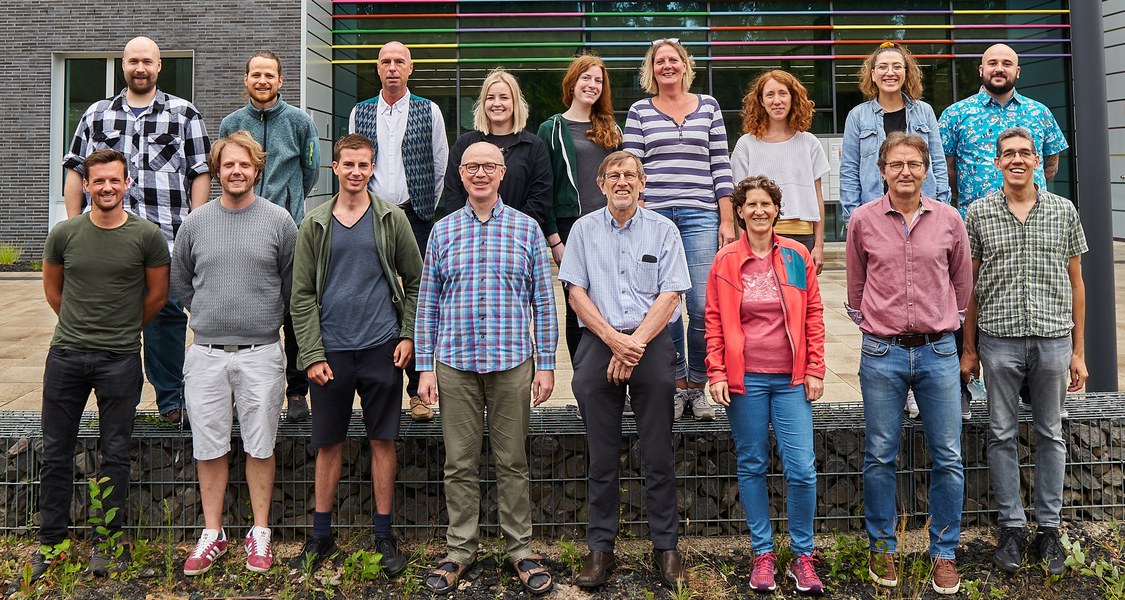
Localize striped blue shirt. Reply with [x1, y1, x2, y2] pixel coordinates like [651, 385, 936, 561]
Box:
[622, 94, 735, 210]
[558, 207, 690, 331]
[415, 199, 558, 373]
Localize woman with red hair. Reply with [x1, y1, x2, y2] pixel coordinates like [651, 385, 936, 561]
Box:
[731, 70, 829, 274]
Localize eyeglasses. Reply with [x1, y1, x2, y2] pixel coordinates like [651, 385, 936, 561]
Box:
[874, 63, 906, 73]
[885, 161, 926, 173]
[602, 171, 639, 183]
[651, 38, 680, 46]
[999, 149, 1036, 160]
[460, 162, 503, 175]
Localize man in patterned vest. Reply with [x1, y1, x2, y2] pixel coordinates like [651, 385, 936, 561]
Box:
[348, 40, 448, 422]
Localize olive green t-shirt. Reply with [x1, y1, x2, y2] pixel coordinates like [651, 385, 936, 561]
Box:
[44, 213, 170, 353]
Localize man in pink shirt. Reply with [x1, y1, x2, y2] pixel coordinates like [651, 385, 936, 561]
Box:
[845, 131, 972, 596]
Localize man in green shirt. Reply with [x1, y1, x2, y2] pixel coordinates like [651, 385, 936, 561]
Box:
[961, 126, 1088, 577]
[10, 150, 169, 595]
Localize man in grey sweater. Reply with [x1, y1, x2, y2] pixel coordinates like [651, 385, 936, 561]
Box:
[220, 50, 321, 423]
[170, 131, 297, 576]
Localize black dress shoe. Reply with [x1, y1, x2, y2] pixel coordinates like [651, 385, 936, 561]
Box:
[575, 550, 616, 588]
[652, 548, 686, 589]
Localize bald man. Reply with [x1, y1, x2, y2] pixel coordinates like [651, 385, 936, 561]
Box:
[415, 142, 558, 595]
[62, 36, 212, 423]
[938, 43, 1068, 211]
[349, 41, 448, 422]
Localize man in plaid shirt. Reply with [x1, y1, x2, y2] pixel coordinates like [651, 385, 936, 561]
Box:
[415, 142, 558, 595]
[960, 126, 1087, 577]
[62, 36, 211, 423]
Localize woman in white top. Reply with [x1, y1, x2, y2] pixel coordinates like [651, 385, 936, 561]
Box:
[730, 69, 828, 274]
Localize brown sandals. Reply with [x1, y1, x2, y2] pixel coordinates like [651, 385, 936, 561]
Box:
[509, 553, 554, 595]
[424, 558, 474, 595]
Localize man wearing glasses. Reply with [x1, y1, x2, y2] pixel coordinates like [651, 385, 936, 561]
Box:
[559, 151, 689, 589]
[845, 132, 972, 595]
[415, 142, 558, 595]
[961, 127, 1087, 576]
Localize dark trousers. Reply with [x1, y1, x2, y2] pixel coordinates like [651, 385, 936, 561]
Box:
[403, 205, 434, 398]
[282, 311, 308, 397]
[572, 329, 679, 551]
[556, 217, 582, 361]
[141, 293, 186, 415]
[39, 348, 140, 545]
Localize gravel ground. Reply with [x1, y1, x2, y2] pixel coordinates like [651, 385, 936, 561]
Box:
[2, 521, 1121, 599]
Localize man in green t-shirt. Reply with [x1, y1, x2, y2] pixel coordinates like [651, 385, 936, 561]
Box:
[10, 150, 169, 594]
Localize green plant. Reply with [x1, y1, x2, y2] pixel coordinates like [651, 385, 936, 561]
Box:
[0, 243, 22, 265]
[16, 540, 71, 595]
[826, 533, 869, 582]
[341, 548, 384, 583]
[87, 477, 125, 562]
[557, 540, 583, 575]
[161, 499, 176, 588]
[670, 578, 697, 600]
[1062, 531, 1125, 599]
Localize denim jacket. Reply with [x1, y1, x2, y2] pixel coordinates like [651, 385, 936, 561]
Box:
[840, 94, 950, 222]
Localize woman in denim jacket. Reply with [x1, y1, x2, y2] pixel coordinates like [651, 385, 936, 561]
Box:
[840, 42, 950, 223]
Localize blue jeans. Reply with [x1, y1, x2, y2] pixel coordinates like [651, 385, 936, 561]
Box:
[654, 207, 718, 384]
[727, 373, 817, 556]
[979, 334, 1070, 528]
[860, 333, 963, 559]
[142, 292, 187, 414]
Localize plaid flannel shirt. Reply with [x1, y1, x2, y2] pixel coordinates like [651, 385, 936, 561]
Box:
[414, 199, 558, 373]
[63, 89, 211, 249]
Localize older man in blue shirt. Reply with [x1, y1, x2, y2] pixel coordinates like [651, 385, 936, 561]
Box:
[559, 151, 690, 590]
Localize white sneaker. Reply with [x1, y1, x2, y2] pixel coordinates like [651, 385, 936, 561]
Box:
[905, 389, 920, 419]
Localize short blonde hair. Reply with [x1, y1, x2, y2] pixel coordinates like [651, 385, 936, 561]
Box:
[209, 130, 266, 183]
[639, 40, 696, 95]
[472, 68, 530, 134]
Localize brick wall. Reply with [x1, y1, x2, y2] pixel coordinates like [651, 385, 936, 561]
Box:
[0, 1, 304, 256]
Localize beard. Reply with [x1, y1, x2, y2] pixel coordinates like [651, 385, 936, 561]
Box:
[982, 75, 1015, 96]
[127, 74, 157, 95]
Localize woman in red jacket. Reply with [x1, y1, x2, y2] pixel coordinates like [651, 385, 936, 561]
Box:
[704, 176, 826, 595]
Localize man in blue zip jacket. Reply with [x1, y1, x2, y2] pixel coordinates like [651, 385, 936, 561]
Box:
[220, 50, 321, 422]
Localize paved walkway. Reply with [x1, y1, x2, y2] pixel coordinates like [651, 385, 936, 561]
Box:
[2, 242, 1123, 411]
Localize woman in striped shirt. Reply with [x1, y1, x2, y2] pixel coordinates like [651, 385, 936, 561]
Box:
[623, 39, 735, 421]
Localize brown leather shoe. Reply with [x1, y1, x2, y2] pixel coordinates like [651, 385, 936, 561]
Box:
[652, 549, 686, 589]
[932, 558, 960, 595]
[575, 550, 615, 588]
[869, 552, 897, 587]
[409, 395, 434, 421]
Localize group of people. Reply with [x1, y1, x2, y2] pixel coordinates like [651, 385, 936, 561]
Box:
[19, 32, 1089, 599]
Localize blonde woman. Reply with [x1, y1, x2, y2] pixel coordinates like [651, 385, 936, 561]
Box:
[623, 39, 735, 421]
[840, 42, 949, 222]
[440, 68, 553, 228]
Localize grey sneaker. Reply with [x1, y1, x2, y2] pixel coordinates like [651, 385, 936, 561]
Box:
[673, 389, 688, 421]
[688, 389, 714, 421]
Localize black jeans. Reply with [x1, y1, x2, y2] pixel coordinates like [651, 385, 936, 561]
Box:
[39, 348, 140, 545]
[572, 329, 679, 551]
[556, 217, 582, 362]
[403, 204, 434, 398]
[283, 311, 308, 397]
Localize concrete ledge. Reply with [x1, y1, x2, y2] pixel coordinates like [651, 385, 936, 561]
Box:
[0, 393, 1122, 541]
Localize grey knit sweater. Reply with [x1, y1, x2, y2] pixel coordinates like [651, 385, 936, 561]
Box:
[171, 197, 298, 345]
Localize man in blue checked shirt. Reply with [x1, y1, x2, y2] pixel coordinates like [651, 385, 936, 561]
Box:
[415, 142, 558, 596]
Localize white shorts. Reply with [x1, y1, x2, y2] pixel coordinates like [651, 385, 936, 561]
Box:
[183, 342, 285, 460]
